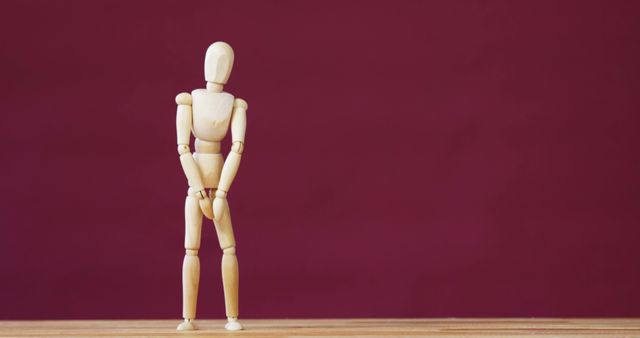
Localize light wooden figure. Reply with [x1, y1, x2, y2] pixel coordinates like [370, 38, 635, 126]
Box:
[175, 41, 248, 331]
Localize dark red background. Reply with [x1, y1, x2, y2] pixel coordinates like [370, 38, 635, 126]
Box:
[1, 0, 639, 319]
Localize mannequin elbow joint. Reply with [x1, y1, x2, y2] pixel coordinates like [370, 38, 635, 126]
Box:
[177, 145, 190, 155]
[231, 141, 244, 154]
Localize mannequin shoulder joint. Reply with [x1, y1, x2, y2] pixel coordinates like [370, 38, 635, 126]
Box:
[175, 92, 192, 105]
[233, 98, 248, 110]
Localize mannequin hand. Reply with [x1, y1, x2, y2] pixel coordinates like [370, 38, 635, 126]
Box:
[191, 189, 212, 219]
[199, 197, 214, 220]
[213, 190, 227, 221]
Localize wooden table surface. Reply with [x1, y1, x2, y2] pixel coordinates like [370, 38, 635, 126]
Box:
[1, 319, 640, 337]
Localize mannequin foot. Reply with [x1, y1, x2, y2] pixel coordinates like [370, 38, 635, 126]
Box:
[177, 319, 198, 331]
[225, 317, 244, 331]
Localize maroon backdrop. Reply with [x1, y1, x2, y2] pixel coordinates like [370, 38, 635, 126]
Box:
[1, 0, 639, 319]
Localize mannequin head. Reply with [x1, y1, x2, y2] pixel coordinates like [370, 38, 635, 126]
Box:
[204, 41, 234, 85]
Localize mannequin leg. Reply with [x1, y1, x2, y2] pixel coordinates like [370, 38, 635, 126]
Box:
[177, 191, 203, 331]
[213, 196, 243, 331]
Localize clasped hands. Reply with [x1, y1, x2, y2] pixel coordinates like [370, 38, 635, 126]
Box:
[195, 189, 227, 222]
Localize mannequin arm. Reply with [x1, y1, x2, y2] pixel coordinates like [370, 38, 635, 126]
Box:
[214, 98, 247, 220]
[176, 92, 206, 199]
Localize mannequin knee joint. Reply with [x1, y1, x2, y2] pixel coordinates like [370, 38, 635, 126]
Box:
[186, 249, 198, 256]
[223, 246, 236, 255]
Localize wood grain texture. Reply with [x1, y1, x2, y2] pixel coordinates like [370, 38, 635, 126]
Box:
[1, 319, 640, 337]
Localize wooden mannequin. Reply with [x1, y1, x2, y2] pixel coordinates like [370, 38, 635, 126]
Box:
[175, 41, 248, 331]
